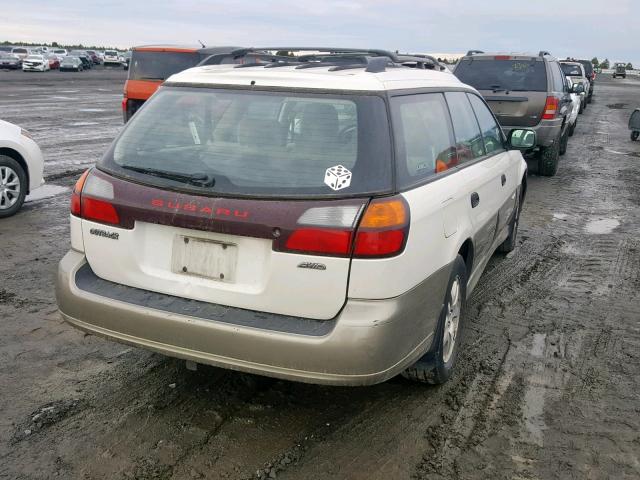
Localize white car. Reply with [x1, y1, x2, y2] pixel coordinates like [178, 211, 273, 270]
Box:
[566, 76, 581, 137]
[0, 120, 45, 217]
[11, 47, 30, 60]
[561, 62, 589, 113]
[52, 48, 68, 57]
[22, 54, 50, 72]
[103, 50, 121, 65]
[56, 49, 533, 386]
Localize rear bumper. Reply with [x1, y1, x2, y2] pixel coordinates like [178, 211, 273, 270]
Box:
[503, 119, 562, 148]
[56, 250, 450, 386]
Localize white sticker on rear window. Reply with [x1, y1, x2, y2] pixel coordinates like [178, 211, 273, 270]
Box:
[324, 165, 352, 191]
[188, 121, 201, 145]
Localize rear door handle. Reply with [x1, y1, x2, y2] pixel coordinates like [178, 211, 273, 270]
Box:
[471, 192, 480, 208]
[501, 174, 507, 186]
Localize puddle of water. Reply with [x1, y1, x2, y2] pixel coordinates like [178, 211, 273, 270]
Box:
[585, 218, 620, 234]
[531, 333, 546, 358]
[553, 213, 568, 220]
[25, 184, 69, 203]
[70, 121, 99, 126]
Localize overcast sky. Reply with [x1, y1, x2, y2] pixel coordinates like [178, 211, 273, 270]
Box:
[2, 0, 638, 66]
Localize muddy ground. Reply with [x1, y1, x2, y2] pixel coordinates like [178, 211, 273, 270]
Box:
[1, 69, 639, 480]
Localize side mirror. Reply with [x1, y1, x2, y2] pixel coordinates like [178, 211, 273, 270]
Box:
[572, 83, 585, 94]
[507, 129, 536, 150]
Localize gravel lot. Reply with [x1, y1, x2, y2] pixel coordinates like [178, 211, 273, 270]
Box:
[1, 69, 639, 480]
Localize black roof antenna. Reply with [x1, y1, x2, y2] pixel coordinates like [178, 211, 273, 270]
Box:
[198, 40, 206, 48]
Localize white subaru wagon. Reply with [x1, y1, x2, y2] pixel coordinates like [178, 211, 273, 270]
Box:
[56, 50, 534, 386]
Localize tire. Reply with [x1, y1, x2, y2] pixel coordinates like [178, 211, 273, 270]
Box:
[538, 133, 560, 177]
[0, 155, 27, 218]
[402, 255, 468, 385]
[579, 100, 584, 114]
[632, 131, 639, 141]
[559, 127, 569, 156]
[569, 119, 577, 137]
[587, 94, 593, 104]
[498, 191, 521, 253]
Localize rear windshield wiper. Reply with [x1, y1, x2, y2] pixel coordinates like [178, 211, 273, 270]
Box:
[120, 165, 215, 187]
[490, 84, 506, 93]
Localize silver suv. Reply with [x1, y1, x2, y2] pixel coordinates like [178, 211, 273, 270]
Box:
[56, 48, 534, 386]
[454, 50, 577, 176]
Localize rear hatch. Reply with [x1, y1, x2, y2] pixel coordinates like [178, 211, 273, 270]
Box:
[79, 85, 394, 320]
[455, 56, 548, 127]
[126, 49, 201, 101]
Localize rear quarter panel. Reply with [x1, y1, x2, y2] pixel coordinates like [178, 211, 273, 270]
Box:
[348, 169, 473, 299]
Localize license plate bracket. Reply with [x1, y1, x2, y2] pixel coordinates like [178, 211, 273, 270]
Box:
[172, 235, 237, 282]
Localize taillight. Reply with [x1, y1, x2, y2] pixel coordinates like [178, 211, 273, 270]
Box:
[278, 197, 409, 258]
[542, 96, 559, 120]
[285, 229, 352, 255]
[122, 97, 128, 122]
[353, 198, 409, 257]
[70, 169, 121, 226]
[70, 169, 90, 216]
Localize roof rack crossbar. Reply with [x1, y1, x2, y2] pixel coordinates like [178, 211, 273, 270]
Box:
[466, 50, 484, 56]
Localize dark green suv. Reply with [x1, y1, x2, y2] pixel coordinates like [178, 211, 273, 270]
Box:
[454, 51, 577, 177]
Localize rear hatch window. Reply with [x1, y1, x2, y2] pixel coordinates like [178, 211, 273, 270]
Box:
[578, 60, 593, 76]
[561, 64, 582, 76]
[129, 51, 201, 81]
[100, 87, 392, 198]
[455, 58, 547, 92]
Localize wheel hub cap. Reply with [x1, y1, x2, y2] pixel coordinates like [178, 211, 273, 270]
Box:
[442, 277, 461, 363]
[0, 166, 21, 210]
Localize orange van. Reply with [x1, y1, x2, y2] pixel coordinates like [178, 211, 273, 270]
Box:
[123, 45, 245, 122]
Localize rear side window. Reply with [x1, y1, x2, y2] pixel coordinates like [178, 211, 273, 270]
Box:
[445, 92, 485, 163]
[391, 93, 458, 185]
[467, 94, 505, 155]
[549, 62, 566, 92]
[129, 51, 201, 81]
[103, 87, 392, 198]
[455, 58, 548, 92]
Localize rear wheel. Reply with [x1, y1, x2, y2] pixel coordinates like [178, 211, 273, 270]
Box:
[569, 118, 577, 137]
[632, 131, 639, 141]
[402, 255, 467, 385]
[0, 155, 27, 218]
[538, 133, 560, 177]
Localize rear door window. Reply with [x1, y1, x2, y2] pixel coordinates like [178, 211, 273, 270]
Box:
[103, 87, 392, 198]
[455, 58, 548, 92]
[445, 92, 486, 163]
[130, 51, 202, 81]
[549, 62, 566, 92]
[390, 93, 458, 185]
[467, 94, 505, 155]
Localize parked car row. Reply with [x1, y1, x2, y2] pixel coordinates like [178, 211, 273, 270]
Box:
[0, 46, 132, 72]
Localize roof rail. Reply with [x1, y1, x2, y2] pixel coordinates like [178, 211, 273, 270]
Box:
[466, 50, 484, 56]
[538, 50, 552, 57]
[197, 47, 453, 74]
